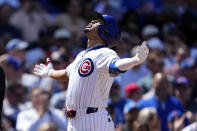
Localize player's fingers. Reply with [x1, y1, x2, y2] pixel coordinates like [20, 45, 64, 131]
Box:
[35, 65, 43, 70]
[34, 68, 42, 73]
[141, 43, 149, 55]
[141, 41, 147, 50]
[33, 69, 41, 75]
[33, 71, 40, 76]
[40, 64, 46, 69]
[141, 41, 146, 48]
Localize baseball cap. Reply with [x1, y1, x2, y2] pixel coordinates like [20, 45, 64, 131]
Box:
[167, 110, 182, 122]
[54, 28, 71, 40]
[6, 56, 22, 70]
[180, 58, 195, 69]
[176, 76, 189, 85]
[6, 39, 28, 52]
[146, 37, 164, 50]
[123, 101, 139, 114]
[176, 76, 191, 89]
[141, 25, 159, 37]
[125, 83, 140, 98]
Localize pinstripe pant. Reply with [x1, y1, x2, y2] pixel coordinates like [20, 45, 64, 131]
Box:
[67, 109, 114, 131]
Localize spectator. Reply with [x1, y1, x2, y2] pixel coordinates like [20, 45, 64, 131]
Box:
[135, 107, 160, 131]
[125, 83, 142, 102]
[53, 28, 73, 62]
[180, 57, 197, 97]
[162, 29, 186, 69]
[16, 88, 67, 131]
[39, 122, 58, 131]
[167, 110, 186, 131]
[0, 56, 23, 84]
[140, 0, 163, 14]
[122, 101, 140, 131]
[50, 81, 68, 110]
[108, 82, 129, 127]
[138, 72, 186, 131]
[94, 0, 110, 15]
[9, 0, 51, 42]
[0, 0, 20, 8]
[0, 3, 21, 53]
[164, 44, 189, 79]
[175, 76, 197, 114]
[81, 2, 96, 23]
[180, 0, 197, 46]
[146, 37, 164, 51]
[138, 50, 165, 94]
[174, 76, 197, 123]
[5, 38, 28, 62]
[121, 0, 140, 12]
[53, 0, 87, 45]
[3, 82, 27, 129]
[120, 10, 139, 37]
[141, 24, 159, 41]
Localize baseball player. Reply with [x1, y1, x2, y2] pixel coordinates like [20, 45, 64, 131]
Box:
[34, 12, 149, 131]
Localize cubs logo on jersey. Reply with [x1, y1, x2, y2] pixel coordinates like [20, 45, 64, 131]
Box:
[78, 58, 94, 77]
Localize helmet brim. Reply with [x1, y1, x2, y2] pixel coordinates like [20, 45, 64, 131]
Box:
[92, 11, 106, 24]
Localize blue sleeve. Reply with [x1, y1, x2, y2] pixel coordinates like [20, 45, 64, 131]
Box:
[109, 58, 126, 76]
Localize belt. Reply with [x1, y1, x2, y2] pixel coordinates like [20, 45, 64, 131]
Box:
[65, 107, 99, 118]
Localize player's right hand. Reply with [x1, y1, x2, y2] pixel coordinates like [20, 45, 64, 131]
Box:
[33, 58, 53, 77]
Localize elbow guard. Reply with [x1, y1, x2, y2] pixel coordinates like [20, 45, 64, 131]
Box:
[109, 58, 126, 75]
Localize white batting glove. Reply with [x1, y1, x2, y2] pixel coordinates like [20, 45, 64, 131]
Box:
[135, 41, 149, 64]
[33, 58, 53, 77]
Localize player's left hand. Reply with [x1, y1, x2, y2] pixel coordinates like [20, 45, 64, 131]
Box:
[135, 41, 149, 64]
[33, 58, 53, 77]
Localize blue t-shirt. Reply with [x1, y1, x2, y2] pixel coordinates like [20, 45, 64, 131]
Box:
[108, 98, 131, 126]
[138, 96, 185, 131]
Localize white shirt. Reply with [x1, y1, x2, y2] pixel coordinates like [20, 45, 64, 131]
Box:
[16, 108, 67, 131]
[66, 45, 119, 110]
[182, 122, 197, 131]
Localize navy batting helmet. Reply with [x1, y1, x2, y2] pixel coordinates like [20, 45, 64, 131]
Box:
[94, 12, 121, 48]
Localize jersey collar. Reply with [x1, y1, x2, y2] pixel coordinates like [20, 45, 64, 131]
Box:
[86, 44, 106, 52]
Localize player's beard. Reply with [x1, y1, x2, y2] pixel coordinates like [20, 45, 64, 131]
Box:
[84, 28, 91, 33]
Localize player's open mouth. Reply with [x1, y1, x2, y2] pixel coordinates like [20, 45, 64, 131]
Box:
[86, 24, 92, 28]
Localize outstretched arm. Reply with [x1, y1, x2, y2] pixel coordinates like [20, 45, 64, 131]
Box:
[33, 58, 69, 82]
[109, 41, 149, 73]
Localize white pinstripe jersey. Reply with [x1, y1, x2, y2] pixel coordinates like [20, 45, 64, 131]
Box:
[65, 45, 119, 110]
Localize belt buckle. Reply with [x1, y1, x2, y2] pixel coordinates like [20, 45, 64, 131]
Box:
[65, 109, 76, 118]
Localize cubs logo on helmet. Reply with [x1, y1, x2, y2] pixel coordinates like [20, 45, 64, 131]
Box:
[78, 58, 94, 77]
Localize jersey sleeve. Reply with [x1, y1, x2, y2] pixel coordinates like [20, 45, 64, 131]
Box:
[97, 49, 121, 77]
[66, 62, 74, 77]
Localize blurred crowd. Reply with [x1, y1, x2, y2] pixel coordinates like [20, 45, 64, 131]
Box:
[0, 0, 197, 131]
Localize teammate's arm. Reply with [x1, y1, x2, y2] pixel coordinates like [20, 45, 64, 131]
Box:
[33, 58, 69, 82]
[109, 41, 149, 73]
